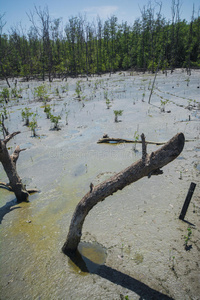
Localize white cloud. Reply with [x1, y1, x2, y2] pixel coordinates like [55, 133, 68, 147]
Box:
[82, 6, 119, 19]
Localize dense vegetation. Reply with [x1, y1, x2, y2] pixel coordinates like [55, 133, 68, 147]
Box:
[0, 2, 200, 83]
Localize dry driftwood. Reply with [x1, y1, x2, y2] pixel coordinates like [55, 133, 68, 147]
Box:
[97, 137, 165, 145]
[62, 132, 185, 255]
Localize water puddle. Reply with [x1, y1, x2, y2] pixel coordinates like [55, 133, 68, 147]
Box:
[68, 242, 107, 275]
[195, 163, 200, 171]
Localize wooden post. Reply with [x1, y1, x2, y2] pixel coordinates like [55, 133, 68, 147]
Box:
[179, 182, 196, 220]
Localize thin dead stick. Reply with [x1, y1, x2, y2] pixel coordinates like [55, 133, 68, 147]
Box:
[97, 136, 195, 145]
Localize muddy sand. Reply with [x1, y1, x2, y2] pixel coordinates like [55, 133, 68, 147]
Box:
[0, 69, 200, 299]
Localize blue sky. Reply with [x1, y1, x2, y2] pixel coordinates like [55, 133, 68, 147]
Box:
[1, 0, 200, 34]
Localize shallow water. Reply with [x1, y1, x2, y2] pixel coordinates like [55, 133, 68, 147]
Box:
[0, 70, 200, 299]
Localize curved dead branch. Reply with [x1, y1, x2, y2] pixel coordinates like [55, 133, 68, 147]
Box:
[62, 132, 185, 255]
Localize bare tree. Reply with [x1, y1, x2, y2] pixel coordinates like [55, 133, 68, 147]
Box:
[0, 128, 38, 202]
[27, 5, 53, 81]
[62, 132, 185, 255]
[0, 131, 29, 202]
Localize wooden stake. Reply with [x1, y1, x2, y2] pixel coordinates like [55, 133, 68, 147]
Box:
[179, 182, 196, 220]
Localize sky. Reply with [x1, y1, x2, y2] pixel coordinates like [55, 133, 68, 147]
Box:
[1, 0, 200, 34]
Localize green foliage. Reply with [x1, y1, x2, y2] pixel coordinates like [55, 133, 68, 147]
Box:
[148, 60, 157, 73]
[184, 227, 192, 250]
[34, 85, 49, 101]
[114, 110, 123, 122]
[0, 9, 200, 79]
[49, 113, 61, 130]
[61, 83, 69, 93]
[44, 105, 51, 119]
[28, 114, 37, 137]
[11, 87, 22, 98]
[54, 87, 61, 98]
[106, 98, 111, 109]
[133, 131, 139, 141]
[114, 110, 123, 116]
[160, 98, 169, 112]
[2, 106, 8, 119]
[21, 107, 33, 126]
[0, 88, 10, 103]
[75, 81, 82, 99]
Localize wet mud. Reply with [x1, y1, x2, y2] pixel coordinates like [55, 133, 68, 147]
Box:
[0, 69, 200, 299]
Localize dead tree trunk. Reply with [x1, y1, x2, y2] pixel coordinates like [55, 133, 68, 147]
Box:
[0, 131, 29, 202]
[62, 132, 185, 255]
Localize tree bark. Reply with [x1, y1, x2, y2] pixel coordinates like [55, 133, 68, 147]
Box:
[62, 132, 185, 255]
[0, 132, 29, 202]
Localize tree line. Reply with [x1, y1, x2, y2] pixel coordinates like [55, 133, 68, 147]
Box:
[0, 2, 200, 83]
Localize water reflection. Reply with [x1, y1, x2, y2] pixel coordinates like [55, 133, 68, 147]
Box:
[68, 242, 107, 274]
[0, 198, 20, 224]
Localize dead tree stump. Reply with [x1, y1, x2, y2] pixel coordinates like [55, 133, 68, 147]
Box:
[0, 131, 29, 202]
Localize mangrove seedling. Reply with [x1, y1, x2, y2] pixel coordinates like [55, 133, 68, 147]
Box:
[106, 98, 111, 109]
[50, 113, 61, 130]
[29, 114, 37, 137]
[0, 88, 10, 103]
[114, 110, 123, 122]
[184, 227, 192, 250]
[186, 77, 190, 87]
[65, 111, 69, 125]
[61, 83, 69, 93]
[75, 81, 82, 100]
[133, 130, 140, 152]
[44, 105, 51, 119]
[55, 87, 61, 99]
[34, 85, 49, 101]
[21, 107, 33, 126]
[160, 99, 169, 112]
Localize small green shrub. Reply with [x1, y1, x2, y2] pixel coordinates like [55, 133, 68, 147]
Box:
[21, 107, 33, 126]
[34, 85, 49, 101]
[29, 114, 37, 137]
[44, 105, 51, 119]
[75, 81, 82, 99]
[106, 98, 111, 109]
[114, 110, 123, 122]
[184, 227, 192, 250]
[50, 113, 61, 130]
[0, 88, 10, 103]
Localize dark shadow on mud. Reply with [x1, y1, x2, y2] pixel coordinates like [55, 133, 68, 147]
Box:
[68, 251, 174, 300]
[0, 199, 20, 224]
[181, 219, 195, 227]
